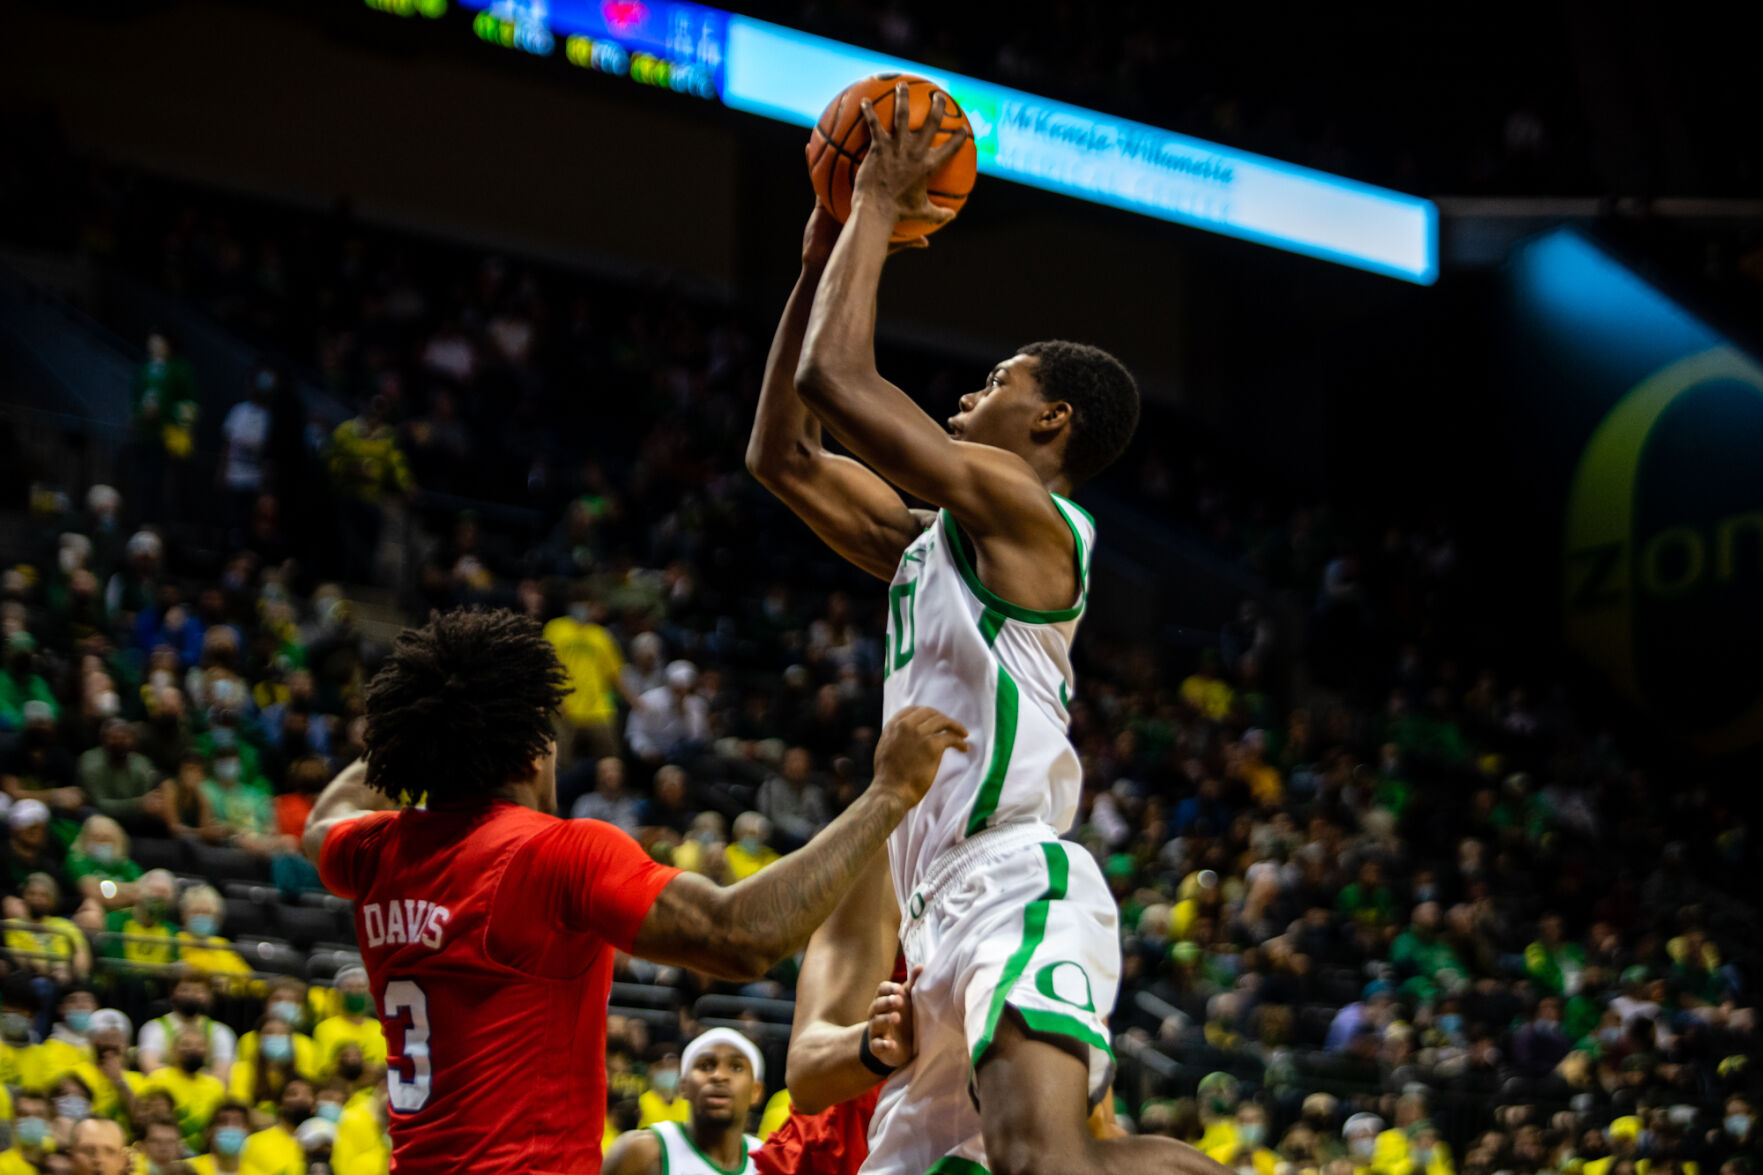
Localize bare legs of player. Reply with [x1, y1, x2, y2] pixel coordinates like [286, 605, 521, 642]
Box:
[977, 1016, 1234, 1175]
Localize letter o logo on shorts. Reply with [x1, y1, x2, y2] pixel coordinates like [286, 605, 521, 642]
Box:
[909, 893, 926, 920]
[1033, 961, 1095, 1012]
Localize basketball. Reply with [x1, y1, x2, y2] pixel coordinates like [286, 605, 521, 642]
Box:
[805, 72, 978, 242]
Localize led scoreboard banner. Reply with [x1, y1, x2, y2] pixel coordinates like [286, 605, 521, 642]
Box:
[371, 1, 1438, 284]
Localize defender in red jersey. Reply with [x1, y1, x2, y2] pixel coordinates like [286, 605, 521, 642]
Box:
[301, 610, 967, 1175]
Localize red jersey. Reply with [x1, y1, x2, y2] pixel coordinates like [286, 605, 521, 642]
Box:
[752, 1088, 878, 1175]
[319, 801, 679, 1174]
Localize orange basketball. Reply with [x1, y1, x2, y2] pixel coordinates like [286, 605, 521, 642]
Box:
[805, 73, 978, 242]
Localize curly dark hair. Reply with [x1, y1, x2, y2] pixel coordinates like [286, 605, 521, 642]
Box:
[362, 609, 568, 802]
[1017, 340, 1140, 486]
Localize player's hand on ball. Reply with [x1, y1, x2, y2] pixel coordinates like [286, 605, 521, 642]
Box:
[874, 706, 969, 807]
[868, 966, 921, 1069]
[855, 82, 968, 232]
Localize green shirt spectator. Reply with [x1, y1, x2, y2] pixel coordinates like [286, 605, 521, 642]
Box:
[65, 814, 143, 911]
[203, 769, 274, 839]
[102, 870, 181, 966]
[1524, 913, 1587, 996]
[1338, 860, 1395, 926]
[76, 721, 164, 826]
[132, 332, 199, 450]
[0, 633, 58, 731]
[1389, 903, 1466, 1001]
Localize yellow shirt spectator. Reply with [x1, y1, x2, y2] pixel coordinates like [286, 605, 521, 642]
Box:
[327, 416, 413, 504]
[4, 915, 86, 971]
[0, 1151, 38, 1175]
[545, 615, 626, 725]
[1180, 671, 1236, 722]
[1198, 1120, 1240, 1156]
[239, 1124, 305, 1175]
[231, 1032, 319, 1112]
[0, 1042, 56, 1091]
[145, 1065, 228, 1148]
[331, 1101, 389, 1175]
[724, 840, 779, 881]
[36, 1035, 92, 1081]
[177, 933, 253, 978]
[758, 1089, 793, 1140]
[637, 1088, 691, 1129]
[312, 1015, 386, 1078]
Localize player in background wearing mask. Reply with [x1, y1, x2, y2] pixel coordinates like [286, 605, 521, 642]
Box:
[603, 1029, 765, 1175]
[305, 608, 966, 1173]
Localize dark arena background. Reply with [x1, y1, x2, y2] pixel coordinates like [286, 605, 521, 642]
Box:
[0, 1, 1757, 1172]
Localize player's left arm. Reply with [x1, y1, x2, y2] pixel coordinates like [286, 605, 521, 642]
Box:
[783, 847, 902, 1113]
[300, 759, 398, 870]
[793, 86, 1066, 550]
[601, 1128, 662, 1175]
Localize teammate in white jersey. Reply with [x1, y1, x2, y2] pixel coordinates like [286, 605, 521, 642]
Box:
[748, 83, 1227, 1175]
[603, 1028, 766, 1175]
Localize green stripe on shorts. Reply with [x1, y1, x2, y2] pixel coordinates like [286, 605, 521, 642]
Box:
[970, 842, 1068, 1068]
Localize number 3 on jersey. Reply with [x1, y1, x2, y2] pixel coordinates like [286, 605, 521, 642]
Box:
[887, 580, 918, 675]
[383, 980, 433, 1112]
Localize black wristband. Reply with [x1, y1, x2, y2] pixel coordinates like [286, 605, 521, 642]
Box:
[859, 1025, 898, 1078]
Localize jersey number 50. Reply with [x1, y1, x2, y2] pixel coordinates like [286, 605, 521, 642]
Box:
[383, 979, 433, 1112]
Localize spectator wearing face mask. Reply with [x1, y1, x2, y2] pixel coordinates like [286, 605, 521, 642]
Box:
[4, 873, 91, 981]
[38, 984, 100, 1078]
[77, 720, 166, 834]
[311, 968, 385, 1081]
[637, 1050, 688, 1129]
[58, 1010, 138, 1123]
[137, 970, 236, 1080]
[626, 661, 709, 765]
[235, 979, 315, 1069]
[102, 869, 180, 968]
[1208, 1101, 1278, 1175]
[200, 750, 282, 857]
[544, 587, 626, 769]
[1344, 1114, 1385, 1169]
[175, 887, 250, 980]
[189, 1100, 252, 1174]
[230, 1013, 310, 1121]
[0, 977, 53, 1092]
[144, 1025, 229, 1150]
[6, 1090, 55, 1172]
[46, 1072, 97, 1145]
[723, 812, 778, 882]
[66, 816, 142, 912]
[330, 1045, 374, 1105]
[240, 1077, 315, 1175]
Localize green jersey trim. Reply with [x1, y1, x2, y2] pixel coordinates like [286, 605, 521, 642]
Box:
[927, 1159, 992, 1175]
[939, 512, 1083, 624]
[964, 666, 1020, 836]
[1052, 493, 1095, 530]
[1015, 1006, 1115, 1061]
[652, 1121, 752, 1175]
[970, 843, 1069, 1068]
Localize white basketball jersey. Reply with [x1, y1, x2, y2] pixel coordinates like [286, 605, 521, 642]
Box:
[881, 497, 1095, 907]
[647, 1121, 761, 1175]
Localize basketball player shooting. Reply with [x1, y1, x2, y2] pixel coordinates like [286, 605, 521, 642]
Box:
[747, 83, 1230, 1175]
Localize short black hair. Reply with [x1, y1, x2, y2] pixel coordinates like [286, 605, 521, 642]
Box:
[1017, 340, 1140, 485]
[362, 609, 568, 803]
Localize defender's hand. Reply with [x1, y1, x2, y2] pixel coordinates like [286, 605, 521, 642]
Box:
[868, 966, 921, 1069]
[853, 83, 967, 231]
[872, 706, 968, 808]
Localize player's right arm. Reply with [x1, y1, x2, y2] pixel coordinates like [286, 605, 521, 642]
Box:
[782, 847, 901, 1113]
[745, 206, 925, 582]
[300, 759, 397, 871]
[600, 1129, 662, 1175]
[631, 707, 965, 981]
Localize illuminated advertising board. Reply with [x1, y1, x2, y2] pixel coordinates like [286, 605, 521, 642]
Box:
[368, 1, 1437, 283]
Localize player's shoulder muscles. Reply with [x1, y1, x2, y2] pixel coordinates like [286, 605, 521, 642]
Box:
[602, 1127, 663, 1175]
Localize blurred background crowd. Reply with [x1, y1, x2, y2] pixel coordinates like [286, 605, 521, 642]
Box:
[0, 139, 1753, 1175]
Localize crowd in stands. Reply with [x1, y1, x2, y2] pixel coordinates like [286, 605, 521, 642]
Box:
[0, 155, 1754, 1175]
